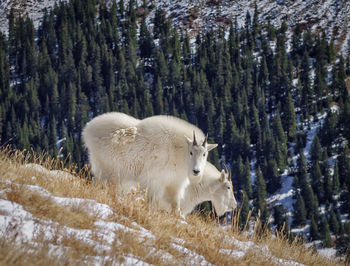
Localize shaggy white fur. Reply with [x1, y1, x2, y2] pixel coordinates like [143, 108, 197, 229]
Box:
[181, 162, 237, 216]
[82, 112, 217, 214]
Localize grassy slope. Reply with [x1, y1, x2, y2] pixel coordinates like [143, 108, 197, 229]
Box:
[0, 148, 339, 265]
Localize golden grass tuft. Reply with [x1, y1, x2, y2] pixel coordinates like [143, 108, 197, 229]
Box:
[0, 146, 342, 265]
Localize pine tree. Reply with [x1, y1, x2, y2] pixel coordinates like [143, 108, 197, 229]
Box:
[300, 51, 313, 115]
[341, 183, 350, 216]
[333, 56, 348, 98]
[323, 158, 333, 204]
[272, 110, 287, 145]
[273, 205, 289, 233]
[48, 116, 57, 157]
[283, 92, 297, 141]
[333, 163, 340, 196]
[239, 190, 250, 230]
[296, 151, 317, 217]
[329, 208, 340, 235]
[266, 158, 280, 194]
[292, 193, 307, 227]
[309, 215, 319, 240]
[0, 33, 10, 104]
[310, 135, 322, 163]
[338, 145, 350, 186]
[321, 215, 332, 248]
[154, 76, 164, 114]
[310, 160, 323, 200]
[249, 104, 261, 145]
[254, 167, 269, 224]
[243, 158, 253, 199]
[319, 111, 339, 148]
[313, 33, 328, 88]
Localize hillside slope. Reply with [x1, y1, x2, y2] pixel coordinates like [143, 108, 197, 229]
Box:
[0, 149, 337, 265]
[0, 0, 61, 31]
[146, 0, 350, 54]
[1, 0, 350, 54]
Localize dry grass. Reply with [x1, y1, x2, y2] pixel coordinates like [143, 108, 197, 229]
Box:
[0, 146, 342, 265]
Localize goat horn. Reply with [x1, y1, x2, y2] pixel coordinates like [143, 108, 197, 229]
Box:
[193, 130, 197, 146]
[224, 164, 229, 174]
[202, 133, 208, 147]
[224, 164, 231, 181]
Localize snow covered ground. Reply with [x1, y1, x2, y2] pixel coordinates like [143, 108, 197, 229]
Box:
[0, 165, 305, 265]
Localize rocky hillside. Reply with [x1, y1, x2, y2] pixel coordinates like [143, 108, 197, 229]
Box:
[145, 0, 350, 54]
[1, 0, 350, 55]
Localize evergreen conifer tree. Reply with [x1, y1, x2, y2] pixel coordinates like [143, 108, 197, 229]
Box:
[283, 92, 297, 141]
[273, 205, 289, 233]
[292, 193, 307, 227]
[310, 160, 323, 201]
[309, 215, 319, 240]
[254, 167, 269, 224]
[333, 163, 340, 196]
[321, 216, 332, 248]
[310, 135, 322, 163]
[239, 190, 250, 230]
[329, 208, 340, 235]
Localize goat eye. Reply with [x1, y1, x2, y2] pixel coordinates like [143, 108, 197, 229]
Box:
[190, 151, 193, 156]
[202, 153, 206, 157]
[227, 187, 230, 190]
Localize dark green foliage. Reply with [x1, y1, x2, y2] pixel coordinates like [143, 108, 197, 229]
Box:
[254, 167, 269, 224]
[266, 159, 280, 194]
[273, 205, 289, 233]
[239, 190, 250, 230]
[329, 208, 340, 235]
[292, 193, 307, 227]
[322, 158, 333, 204]
[283, 92, 297, 141]
[340, 183, 350, 216]
[300, 51, 313, 115]
[296, 152, 316, 216]
[319, 111, 339, 148]
[309, 215, 319, 240]
[340, 100, 350, 143]
[233, 156, 253, 199]
[321, 215, 332, 248]
[332, 163, 340, 196]
[272, 110, 287, 147]
[310, 135, 322, 163]
[338, 145, 350, 187]
[332, 56, 348, 98]
[310, 161, 323, 200]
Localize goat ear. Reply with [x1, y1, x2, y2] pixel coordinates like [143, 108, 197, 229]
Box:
[184, 135, 193, 145]
[206, 143, 218, 152]
[220, 170, 225, 182]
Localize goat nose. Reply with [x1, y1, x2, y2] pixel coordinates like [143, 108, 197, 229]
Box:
[193, 169, 200, 175]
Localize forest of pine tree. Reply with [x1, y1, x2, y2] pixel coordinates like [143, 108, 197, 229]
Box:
[1, 0, 350, 255]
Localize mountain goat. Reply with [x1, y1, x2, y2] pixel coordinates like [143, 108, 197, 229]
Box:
[181, 163, 237, 216]
[82, 112, 218, 214]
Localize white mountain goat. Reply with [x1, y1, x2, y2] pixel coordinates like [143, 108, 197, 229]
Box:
[181, 163, 237, 216]
[82, 112, 218, 214]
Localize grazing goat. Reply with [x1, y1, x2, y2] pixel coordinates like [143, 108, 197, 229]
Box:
[181, 163, 237, 216]
[82, 112, 217, 214]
